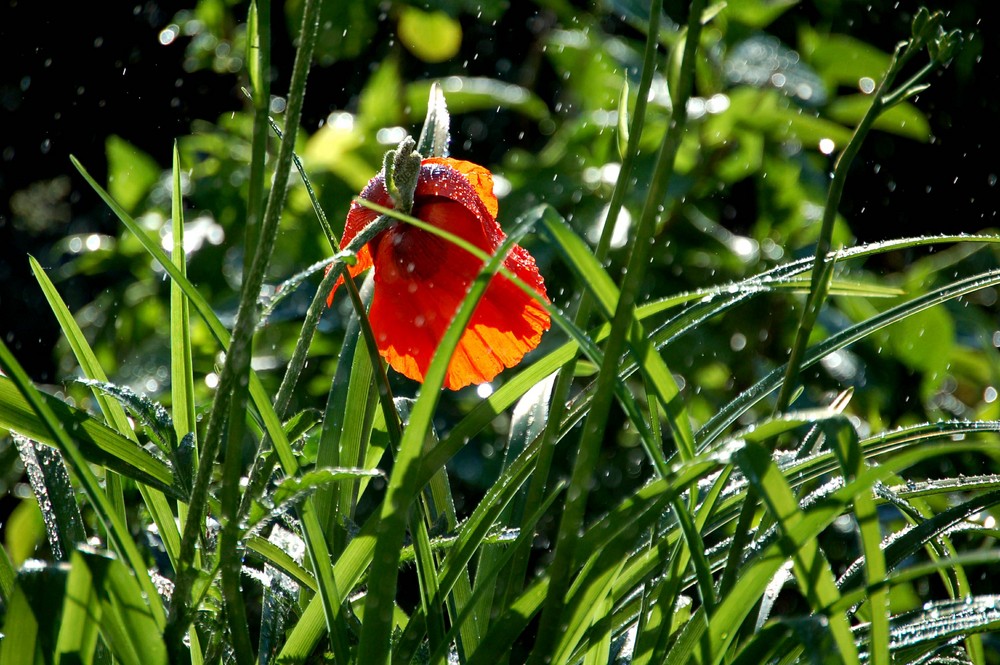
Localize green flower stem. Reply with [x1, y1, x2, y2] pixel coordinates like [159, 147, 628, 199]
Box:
[528, 0, 707, 660]
[498, 0, 666, 638]
[165, 0, 321, 657]
[244, 0, 270, 278]
[775, 34, 943, 414]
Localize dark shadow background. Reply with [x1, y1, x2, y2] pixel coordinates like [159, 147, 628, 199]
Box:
[1, 0, 997, 384]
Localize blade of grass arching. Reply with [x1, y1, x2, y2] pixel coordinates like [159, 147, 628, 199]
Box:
[11, 433, 85, 561]
[76, 548, 169, 665]
[0, 376, 177, 494]
[473, 377, 555, 638]
[419, 234, 996, 489]
[29, 257, 127, 522]
[734, 441, 858, 664]
[0, 573, 45, 663]
[697, 267, 1000, 452]
[552, 462, 717, 661]
[245, 535, 317, 591]
[830, 550, 1000, 617]
[827, 419, 888, 665]
[0, 339, 166, 630]
[55, 548, 101, 664]
[613, 439, 1000, 652]
[839, 488, 1000, 594]
[530, 1, 707, 658]
[419, 484, 567, 665]
[467, 457, 720, 664]
[356, 211, 544, 664]
[633, 476, 732, 665]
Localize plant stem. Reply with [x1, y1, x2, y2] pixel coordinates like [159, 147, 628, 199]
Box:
[497, 0, 666, 639]
[165, 0, 321, 658]
[774, 40, 932, 414]
[528, 1, 707, 660]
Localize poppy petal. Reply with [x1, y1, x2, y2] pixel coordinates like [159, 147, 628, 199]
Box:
[367, 198, 549, 389]
[422, 157, 499, 218]
[326, 173, 390, 305]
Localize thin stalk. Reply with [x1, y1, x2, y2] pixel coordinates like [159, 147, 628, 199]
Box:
[528, 1, 707, 660]
[775, 39, 929, 413]
[496, 0, 667, 636]
[244, 0, 270, 277]
[165, 0, 322, 658]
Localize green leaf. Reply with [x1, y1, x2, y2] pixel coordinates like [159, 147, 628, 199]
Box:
[0, 561, 67, 664]
[358, 56, 404, 130]
[398, 7, 463, 63]
[721, 0, 798, 28]
[105, 135, 159, 214]
[799, 28, 893, 89]
[827, 95, 931, 141]
[69, 549, 169, 665]
[0, 340, 167, 630]
[11, 433, 86, 562]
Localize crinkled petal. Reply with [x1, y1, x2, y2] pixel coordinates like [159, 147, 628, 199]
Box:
[326, 172, 390, 304]
[423, 157, 499, 218]
[368, 199, 549, 389]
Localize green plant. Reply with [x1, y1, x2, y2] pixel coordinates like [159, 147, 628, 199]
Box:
[2, 2, 997, 664]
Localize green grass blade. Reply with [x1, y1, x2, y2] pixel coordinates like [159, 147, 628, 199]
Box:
[11, 433, 86, 561]
[421, 484, 566, 665]
[72, 154, 356, 658]
[393, 414, 553, 662]
[828, 419, 888, 665]
[0, 565, 59, 664]
[30, 219, 188, 570]
[55, 548, 102, 664]
[75, 548, 169, 665]
[0, 340, 167, 630]
[169, 142, 197, 457]
[541, 213, 689, 467]
[0, 542, 15, 604]
[0, 376, 177, 494]
[735, 439, 859, 664]
[697, 267, 1000, 451]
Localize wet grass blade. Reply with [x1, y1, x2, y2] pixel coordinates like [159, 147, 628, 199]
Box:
[0, 376, 177, 494]
[355, 200, 544, 664]
[71, 155, 354, 663]
[11, 433, 85, 562]
[0, 338, 167, 630]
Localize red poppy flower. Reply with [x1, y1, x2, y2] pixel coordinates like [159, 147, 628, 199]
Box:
[328, 157, 550, 390]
